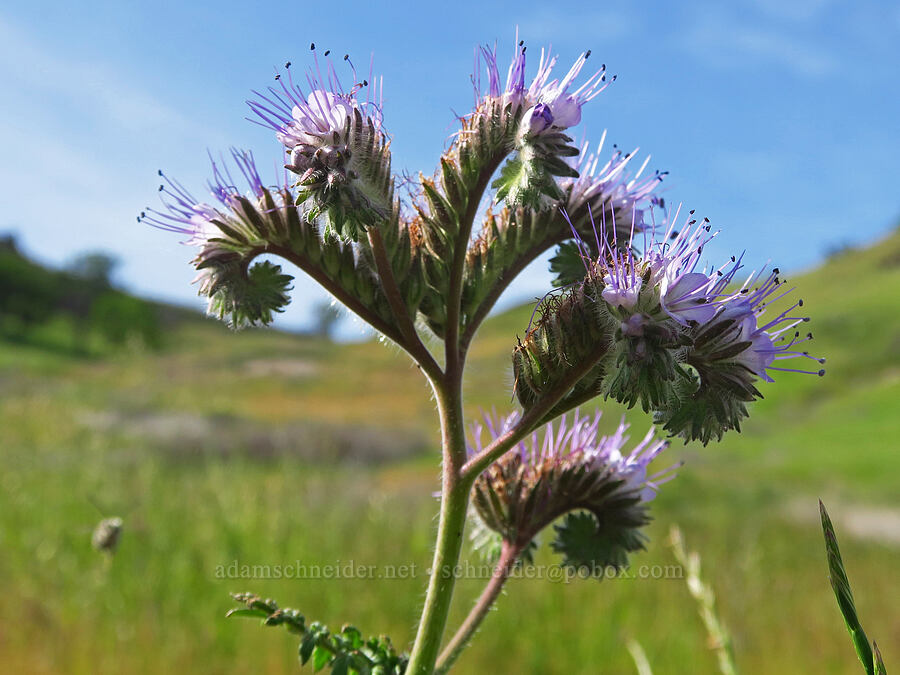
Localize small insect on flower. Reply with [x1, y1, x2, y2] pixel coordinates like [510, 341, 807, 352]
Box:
[92, 517, 123, 554]
[469, 410, 676, 576]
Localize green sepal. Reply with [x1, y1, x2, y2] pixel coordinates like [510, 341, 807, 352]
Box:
[204, 260, 293, 329]
[551, 507, 649, 579]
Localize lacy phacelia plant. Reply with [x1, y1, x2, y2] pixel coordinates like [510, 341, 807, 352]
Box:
[146, 37, 822, 675]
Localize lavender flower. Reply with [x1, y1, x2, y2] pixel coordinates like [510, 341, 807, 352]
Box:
[474, 39, 609, 137]
[469, 409, 675, 571]
[564, 132, 665, 216]
[139, 148, 270, 249]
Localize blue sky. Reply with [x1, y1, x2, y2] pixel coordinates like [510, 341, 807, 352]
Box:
[1, 1, 898, 336]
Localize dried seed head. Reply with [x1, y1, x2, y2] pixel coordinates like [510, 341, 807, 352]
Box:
[91, 517, 123, 554]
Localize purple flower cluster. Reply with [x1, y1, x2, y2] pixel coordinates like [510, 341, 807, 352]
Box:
[566, 204, 824, 383]
[247, 46, 384, 176]
[469, 409, 675, 506]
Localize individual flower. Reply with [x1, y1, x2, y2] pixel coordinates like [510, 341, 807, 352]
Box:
[139, 148, 270, 249]
[474, 39, 610, 137]
[469, 409, 675, 574]
[701, 264, 825, 383]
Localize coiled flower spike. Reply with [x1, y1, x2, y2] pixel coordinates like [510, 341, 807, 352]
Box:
[140, 150, 296, 327]
[469, 409, 675, 575]
[514, 203, 823, 440]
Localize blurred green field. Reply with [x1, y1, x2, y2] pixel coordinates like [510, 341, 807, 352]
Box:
[1, 230, 899, 673]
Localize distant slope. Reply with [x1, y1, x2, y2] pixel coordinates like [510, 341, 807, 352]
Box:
[3, 227, 898, 494]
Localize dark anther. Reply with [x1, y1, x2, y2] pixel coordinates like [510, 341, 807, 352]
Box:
[773, 267, 780, 274]
[275, 74, 280, 80]
[157, 169, 163, 176]
[519, 40, 524, 46]
[310, 43, 315, 50]
[731, 256, 736, 262]
[362, 79, 368, 86]
[344, 54, 349, 60]
[798, 299, 804, 307]
[817, 370, 825, 377]
[285, 61, 291, 68]
[324, 50, 330, 56]
[690, 209, 695, 215]
[158, 185, 164, 191]
[585, 49, 592, 58]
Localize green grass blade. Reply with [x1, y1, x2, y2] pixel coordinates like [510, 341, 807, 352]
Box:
[819, 500, 875, 674]
[873, 643, 887, 675]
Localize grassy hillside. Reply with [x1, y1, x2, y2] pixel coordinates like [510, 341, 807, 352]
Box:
[1, 229, 898, 673]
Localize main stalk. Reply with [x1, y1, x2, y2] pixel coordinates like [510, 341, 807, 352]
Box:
[405, 372, 472, 674]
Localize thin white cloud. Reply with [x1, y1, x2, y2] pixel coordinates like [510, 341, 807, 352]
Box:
[514, 7, 634, 45]
[680, 7, 838, 78]
[749, 0, 835, 23]
[0, 16, 199, 134]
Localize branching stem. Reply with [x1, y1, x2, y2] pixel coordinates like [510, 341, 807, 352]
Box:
[461, 340, 610, 481]
[434, 541, 522, 674]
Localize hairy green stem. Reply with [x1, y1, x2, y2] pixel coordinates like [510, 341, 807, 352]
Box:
[405, 378, 470, 675]
[461, 340, 611, 481]
[407, 147, 516, 674]
[367, 229, 443, 381]
[434, 541, 521, 674]
[444, 153, 505, 372]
